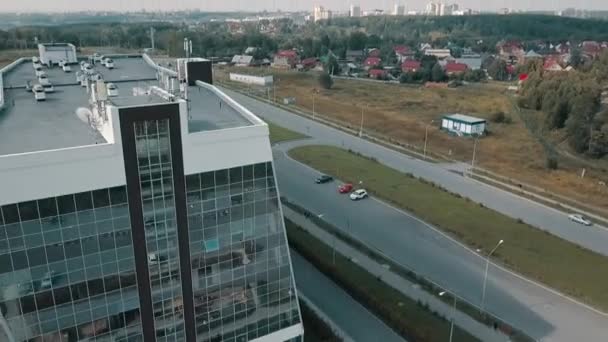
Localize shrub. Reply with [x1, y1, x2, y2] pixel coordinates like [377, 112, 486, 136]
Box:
[546, 156, 559, 170]
[318, 72, 333, 89]
[491, 111, 506, 123]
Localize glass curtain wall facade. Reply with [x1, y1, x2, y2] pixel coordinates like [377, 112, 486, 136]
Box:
[133, 119, 185, 341]
[185, 162, 301, 342]
[0, 187, 144, 342]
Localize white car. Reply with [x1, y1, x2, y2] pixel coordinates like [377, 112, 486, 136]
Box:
[43, 83, 54, 93]
[38, 73, 50, 85]
[33, 84, 46, 101]
[34, 65, 44, 77]
[568, 214, 592, 226]
[350, 189, 368, 201]
[62, 64, 71, 72]
[104, 58, 115, 69]
[107, 83, 119, 97]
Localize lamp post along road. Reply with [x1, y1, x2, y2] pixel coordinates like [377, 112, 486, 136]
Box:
[481, 239, 504, 310]
[359, 104, 368, 138]
[471, 135, 480, 176]
[423, 120, 435, 160]
[439, 291, 456, 342]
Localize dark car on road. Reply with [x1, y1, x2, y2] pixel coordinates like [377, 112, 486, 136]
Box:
[315, 175, 334, 184]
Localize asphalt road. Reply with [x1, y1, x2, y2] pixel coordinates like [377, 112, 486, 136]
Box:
[223, 88, 608, 258]
[221, 88, 608, 341]
[291, 252, 405, 342]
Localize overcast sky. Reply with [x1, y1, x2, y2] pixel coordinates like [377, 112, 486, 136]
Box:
[0, 0, 607, 13]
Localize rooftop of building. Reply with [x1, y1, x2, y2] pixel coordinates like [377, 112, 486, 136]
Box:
[0, 54, 255, 156]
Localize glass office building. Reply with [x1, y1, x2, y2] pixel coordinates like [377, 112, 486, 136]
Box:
[0, 54, 302, 342]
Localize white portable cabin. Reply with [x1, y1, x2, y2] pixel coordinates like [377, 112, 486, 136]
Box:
[38, 43, 77, 66]
[441, 114, 486, 136]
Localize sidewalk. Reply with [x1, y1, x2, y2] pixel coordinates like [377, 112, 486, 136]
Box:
[283, 205, 509, 342]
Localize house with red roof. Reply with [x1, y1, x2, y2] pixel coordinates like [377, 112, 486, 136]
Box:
[272, 50, 299, 69]
[582, 41, 602, 59]
[368, 69, 388, 79]
[402, 60, 421, 73]
[543, 58, 563, 72]
[444, 62, 468, 75]
[394, 45, 415, 62]
[367, 48, 381, 58]
[299, 57, 319, 70]
[497, 40, 525, 64]
[363, 57, 382, 69]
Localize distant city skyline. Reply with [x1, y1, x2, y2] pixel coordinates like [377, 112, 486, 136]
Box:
[1, 0, 608, 13]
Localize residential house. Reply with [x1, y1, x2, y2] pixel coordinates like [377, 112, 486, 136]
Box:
[497, 40, 525, 64]
[461, 47, 480, 58]
[367, 48, 382, 58]
[524, 50, 543, 63]
[231, 55, 254, 67]
[555, 43, 571, 55]
[368, 69, 388, 79]
[298, 57, 319, 70]
[345, 50, 365, 63]
[394, 45, 415, 62]
[445, 62, 469, 75]
[425, 49, 452, 59]
[244, 47, 258, 55]
[272, 50, 299, 69]
[402, 60, 422, 72]
[363, 57, 382, 69]
[582, 41, 602, 59]
[543, 58, 563, 72]
[454, 57, 482, 70]
[419, 43, 432, 52]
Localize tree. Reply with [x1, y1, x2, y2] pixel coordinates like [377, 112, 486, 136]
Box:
[348, 31, 367, 50]
[570, 48, 582, 68]
[431, 63, 445, 82]
[487, 59, 509, 81]
[318, 72, 333, 89]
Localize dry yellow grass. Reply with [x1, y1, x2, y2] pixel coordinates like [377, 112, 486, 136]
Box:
[215, 67, 608, 209]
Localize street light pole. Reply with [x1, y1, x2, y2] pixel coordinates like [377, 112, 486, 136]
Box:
[481, 239, 504, 310]
[471, 135, 480, 175]
[439, 291, 456, 342]
[424, 120, 435, 160]
[359, 105, 367, 137]
[312, 92, 316, 120]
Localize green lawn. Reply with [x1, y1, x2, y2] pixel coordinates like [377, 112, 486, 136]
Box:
[267, 122, 308, 144]
[288, 145, 608, 311]
[286, 219, 479, 342]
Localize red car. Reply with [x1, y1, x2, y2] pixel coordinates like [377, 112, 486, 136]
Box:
[338, 183, 353, 194]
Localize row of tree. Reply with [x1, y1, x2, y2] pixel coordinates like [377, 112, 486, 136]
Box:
[519, 58, 608, 158]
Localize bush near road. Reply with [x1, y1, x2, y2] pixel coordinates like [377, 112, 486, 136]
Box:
[288, 145, 608, 311]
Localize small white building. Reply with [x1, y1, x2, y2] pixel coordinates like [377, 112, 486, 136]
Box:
[229, 73, 273, 86]
[38, 43, 77, 66]
[441, 114, 486, 136]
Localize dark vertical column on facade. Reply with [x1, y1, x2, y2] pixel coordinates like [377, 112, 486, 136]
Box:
[119, 103, 196, 342]
[166, 105, 197, 342]
[119, 108, 156, 342]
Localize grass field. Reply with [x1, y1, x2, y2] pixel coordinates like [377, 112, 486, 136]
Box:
[267, 121, 308, 144]
[215, 66, 608, 210]
[286, 219, 480, 342]
[288, 145, 608, 311]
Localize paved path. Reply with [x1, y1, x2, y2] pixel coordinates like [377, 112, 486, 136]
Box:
[287, 207, 506, 342]
[292, 251, 405, 342]
[222, 87, 608, 257]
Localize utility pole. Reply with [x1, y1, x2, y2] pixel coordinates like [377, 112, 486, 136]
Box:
[150, 27, 155, 50]
[424, 120, 435, 160]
